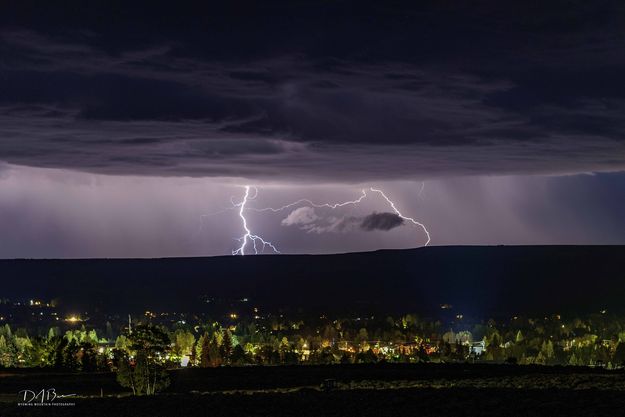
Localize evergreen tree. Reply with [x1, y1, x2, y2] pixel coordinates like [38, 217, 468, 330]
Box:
[0, 335, 17, 367]
[220, 330, 233, 364]
[63, 339, 80, 370]
[1, 324, 12, 339]
[230, 344, 248, 365]
[47, 327, 59, 340]
[174, 329, 195, 357]
[540, 340, 555, 365]
[199, 333, 211, 368]
[53, 336, 68, 369]
[188, 339, 197, 367]
[209, 335, 222, 367]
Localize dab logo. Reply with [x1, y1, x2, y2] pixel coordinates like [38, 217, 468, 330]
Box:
[17, 388, 76, 407]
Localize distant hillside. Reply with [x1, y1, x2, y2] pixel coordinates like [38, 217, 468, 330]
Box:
[1, 246, 624, 316]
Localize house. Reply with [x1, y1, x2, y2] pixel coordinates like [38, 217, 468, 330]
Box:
[469, 341, 486, 356]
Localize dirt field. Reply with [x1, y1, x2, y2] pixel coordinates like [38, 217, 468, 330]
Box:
[1, 364, 624, 416]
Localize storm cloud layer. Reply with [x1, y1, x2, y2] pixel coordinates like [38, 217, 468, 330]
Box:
[2, 2, 625, 257]
[2, 2, 625, 181]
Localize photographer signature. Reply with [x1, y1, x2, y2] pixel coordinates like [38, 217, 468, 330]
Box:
[18, 388, 76, 405]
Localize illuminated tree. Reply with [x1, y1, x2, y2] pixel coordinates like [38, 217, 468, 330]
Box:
[52, 337, 68, 369]
[47, 327, 60, 340]
[199, 333, 211, 367]
[209, 335, 223, 367]
[568, 352, 582, 366]
[0, 335, 17, 367]
[115, 335, 131, 353]
[13, 334, 33, 364]
[116, 324, 171, 395]
[1, 324, 12, 339]
[220, 330, 233, 363]
[173, 329, 195, 357]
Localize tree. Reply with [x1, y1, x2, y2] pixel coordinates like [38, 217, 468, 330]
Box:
[534, 340, 555, 365]
[568, 352, 582, 366]
[230, 345, 249, 365]
[116, 324, 171, 395]
[209, 335, 222, 367]
[355, 348, 378, 364]
[116, 354, 137, 395]
[613, 342, 625, 366]
[356, 328, 369, 347]
[340, 352, 353, 364]
[79, 342, 98, 371]
[34, 335, 63, 367]
[47, 327, 60, 340]
[133, 351, 170, 395]
[1, 324, 12, 339]
[0, 335, 17, 367]
[13, 335, 33, 364]
[310, 347, 335, 364]
[199, 333, 211, 368]
[174, 329, 195, 357]
[188, 339, 197, 367]
[258, 345, 276, 365]
[52, 336, 68, 369]
[220, 330, 233, 364]
[63, 340, 80, 370]
[115, 335, 129, 350]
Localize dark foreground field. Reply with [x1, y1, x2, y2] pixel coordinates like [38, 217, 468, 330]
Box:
[3, 388, 625, 417]
[2, 364, 625, 416]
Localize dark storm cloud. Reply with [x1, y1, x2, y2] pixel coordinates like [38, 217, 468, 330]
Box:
[360, 212, 404, 232]
[281, 208, 403, 234]
[2, 2, 625, 180]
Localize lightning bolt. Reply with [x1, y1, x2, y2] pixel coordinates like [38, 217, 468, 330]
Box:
[200, 184, 430, 255]
[249, 187, 430, 247]
[369, 188, 430, 246]
[231, 185, 281, 255]
[246, 189, 368, 213]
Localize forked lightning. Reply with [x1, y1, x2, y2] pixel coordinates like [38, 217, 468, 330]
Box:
[217, 186, 430, 255]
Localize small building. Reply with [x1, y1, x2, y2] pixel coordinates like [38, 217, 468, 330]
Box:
[469, 341, 486, 356]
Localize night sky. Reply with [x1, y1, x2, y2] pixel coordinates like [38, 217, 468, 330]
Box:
[1, 1, 625, 258]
